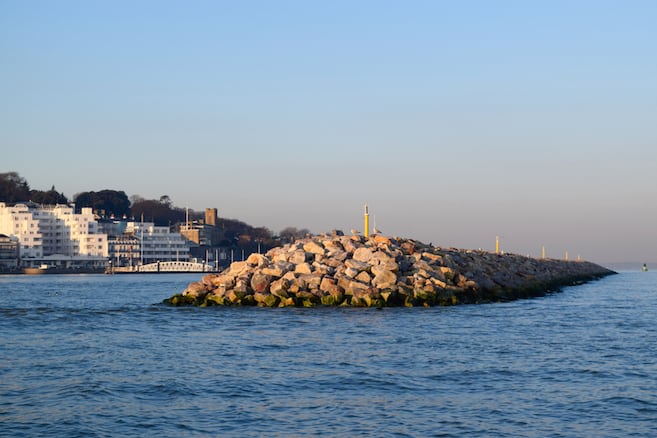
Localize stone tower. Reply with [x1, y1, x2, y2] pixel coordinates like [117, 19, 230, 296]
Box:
[205, 208, 218, 227]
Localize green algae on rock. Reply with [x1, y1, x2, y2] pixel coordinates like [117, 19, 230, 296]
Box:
[163, 234, 615, 307]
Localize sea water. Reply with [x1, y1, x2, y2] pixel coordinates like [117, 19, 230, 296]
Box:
[1, 271, 656, 437]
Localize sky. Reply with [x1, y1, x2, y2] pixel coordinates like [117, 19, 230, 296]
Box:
[2, 1, 656, 265]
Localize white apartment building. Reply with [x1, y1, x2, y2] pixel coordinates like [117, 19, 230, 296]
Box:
[0, 202, 43, 259]
[0, 202, 108, 268]
[124, 222, 190, 265]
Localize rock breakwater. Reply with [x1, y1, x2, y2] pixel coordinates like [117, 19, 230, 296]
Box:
[164, 234, 615, 307]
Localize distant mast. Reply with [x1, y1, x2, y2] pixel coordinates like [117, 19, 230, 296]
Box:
[363, 204, 370, 238]
[186, 207, 190, 236]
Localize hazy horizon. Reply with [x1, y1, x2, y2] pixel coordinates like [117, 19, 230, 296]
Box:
[2, 1, 656, 265]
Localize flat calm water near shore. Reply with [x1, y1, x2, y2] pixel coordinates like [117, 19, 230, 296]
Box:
[1, 272, 656, 437]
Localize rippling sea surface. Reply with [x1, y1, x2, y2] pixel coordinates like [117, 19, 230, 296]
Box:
[1, 271, 657, 437]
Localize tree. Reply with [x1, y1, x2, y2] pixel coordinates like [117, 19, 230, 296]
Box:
[29, 185, 68, 205]
[159, 195, 172, 207]
[130, 198, 186, 226]
[0, 172, 31, 202]
[279, 227, 311, 242]
[73, 190, 131, 217]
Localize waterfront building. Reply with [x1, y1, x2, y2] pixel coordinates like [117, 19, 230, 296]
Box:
[97, 219, 128, 238]
[0, 233, 19, 270]
[180, 222, 216, 246]
[180, 207, 224, 247]
[107, 234, 141, 267]
[0, 202, 108, 269]
[0, 202, 43, 259]
[123, 222, 190, 265]
[178, 207, 231, 267]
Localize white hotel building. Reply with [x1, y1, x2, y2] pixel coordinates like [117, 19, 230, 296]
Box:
[121, 221, 191, 265]
[0, 202, 108, 269]
[102, 220, 192, 267]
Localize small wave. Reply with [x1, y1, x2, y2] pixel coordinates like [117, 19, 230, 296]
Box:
[601, 396, 657, 408]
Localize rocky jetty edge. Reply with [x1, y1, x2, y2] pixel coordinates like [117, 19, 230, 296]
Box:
[164, 234, 616, 307]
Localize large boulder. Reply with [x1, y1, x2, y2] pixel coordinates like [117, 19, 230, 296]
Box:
[355, 271, 372, 284]
[270, 278, 290, 297]
[353, 247, 374, 263]
[250, 273, 271, 294]
[182, 281, 208, 299]
[261, 262, 290, 277]
[319, 276, 341, 295]
[209, 274, 236, 289]
[246, 253, 268, 267]
[372, 269, 397, 289]
[295, 262, 313, 274]
[303, 241, 325, 256]
[345, 259, 369, 272]
[371, 252, 399, 272]
[254, 292, 278, 307]
[289, 250, 310, 265]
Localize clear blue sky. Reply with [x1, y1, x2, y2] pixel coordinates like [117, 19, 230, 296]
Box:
[2, 1, 656, 265]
